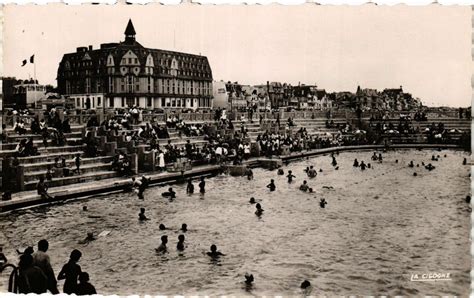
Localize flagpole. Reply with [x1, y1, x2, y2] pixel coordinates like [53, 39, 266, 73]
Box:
[33, 60, 36, 83]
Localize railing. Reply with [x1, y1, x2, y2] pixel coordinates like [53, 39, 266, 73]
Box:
[2, 108, 468, 128]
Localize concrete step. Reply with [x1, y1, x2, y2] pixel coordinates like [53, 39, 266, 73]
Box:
[24, 170, 120, 191]
[1, 138, 83, 150]
[5, 132, 83, 142]
[15, 151, 86, 164]
[22, 156, 114, 172]
[4, 125, 84, 133]
[0, 145, 86, 158]
[24, 163, 113, 183]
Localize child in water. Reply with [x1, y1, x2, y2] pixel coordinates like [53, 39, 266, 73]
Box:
[207, 244, 225, 258]
[255, 203, 264, 216]
[267, 179, 276, 191]
[138, 208, 149, 221]
[299, 181, 309, 192]
[199, 177, 206, 194]
[180, 224, 188, 232]
[286, 170, 295, 183]
[162, 188, 176, 199]
[177, 235, 186, 251]
[186, 179, 194, 194]
[277, 168, 284, 175]
[155, 236, 168, 253]
[320, 198, 327, 208]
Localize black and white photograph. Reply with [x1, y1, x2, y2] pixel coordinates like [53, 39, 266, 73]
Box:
[0, 3, 472, 296]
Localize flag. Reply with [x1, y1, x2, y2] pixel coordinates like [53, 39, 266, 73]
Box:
[30, 55, 35, 63]
[21, 60, 27, 67]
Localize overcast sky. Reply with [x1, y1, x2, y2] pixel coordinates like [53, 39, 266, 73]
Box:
[3, 4, 471, 107]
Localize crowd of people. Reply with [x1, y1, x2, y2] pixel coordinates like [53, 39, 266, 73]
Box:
[3, 240, 96, 295]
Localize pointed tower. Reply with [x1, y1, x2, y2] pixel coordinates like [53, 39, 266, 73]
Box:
[124, 19, 136, 44]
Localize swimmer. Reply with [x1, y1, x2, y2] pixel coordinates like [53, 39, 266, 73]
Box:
[408, 161, 414, 168]
[177, 235, 185, 251]
[199, 177, 206, 194]
[181, 223, 188, 232]
[304, 167, 310, 173]
[186, 179, 194, 194]
[286, 170, 295, 183]
[301, 280, 311, 289]
[277, 168, 284, 175]
[367, 163, 371, 169]
[395, 159, 398, 163]
[308, 188, 313, 193]
[331, 156, 337, 167]
[335, 166, 339, 170]
[421, 162, 425, 166]
[159, 224, 167, 230]
[463, 158, 467, 165]
[320, 198, 327, 208]
[255, 203, 264, 216]
[425, 163, 435, 171]
[378, 153, 383, 162]
[353, 159, 359, 167]
[413, 172, 417, 177]
[307, 166, 317, 178]
[466, 196, 471, 203]
[360, 161, 366, 171]
[371, 152, 378, 161]
[444, 154, 447, 158]
[139, 208, 149, 221]
[416, 164, 419, 167]
[319, 168, 323, 172]
[244, 273, 254, 286]
[79, 232, 96, 244]
[82, 206, 88, 211]
[162, 188, 176, 199]
[299, 180, 309, 192]
[249, 197, 256, 204]
[246, 168, 254, 180]
[155, 235, 168, 253]
[207, 244, 225, 258]
[431, 155, 436, 161]
[267, 179, 276, 191]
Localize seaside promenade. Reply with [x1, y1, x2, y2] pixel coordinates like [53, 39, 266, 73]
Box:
[1, 109, 470, 212]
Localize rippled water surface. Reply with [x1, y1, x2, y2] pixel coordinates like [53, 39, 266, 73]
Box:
[0, 149, 471, 296]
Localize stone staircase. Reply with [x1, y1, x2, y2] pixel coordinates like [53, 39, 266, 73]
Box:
[1, 124, 120, 192]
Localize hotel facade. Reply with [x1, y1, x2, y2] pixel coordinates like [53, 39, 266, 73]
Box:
[57, 20, 213, 110]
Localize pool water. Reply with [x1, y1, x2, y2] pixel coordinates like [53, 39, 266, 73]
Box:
[0, 149, 471, 296]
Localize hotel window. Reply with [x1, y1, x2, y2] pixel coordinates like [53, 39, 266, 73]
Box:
[171, 99, 176, 107]
[161, 98, 165, 107]
[134, 58, 138, 64]
[85, 78, 91, 94]
[147, 77, 152, 93]
[127, 75, 134, 93]
[147, 97, 152, 107]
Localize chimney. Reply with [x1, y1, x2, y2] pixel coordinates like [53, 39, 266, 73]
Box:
[88, 45, 93, 51]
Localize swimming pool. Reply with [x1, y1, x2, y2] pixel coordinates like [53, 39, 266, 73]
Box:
[0, 149, 470, 296]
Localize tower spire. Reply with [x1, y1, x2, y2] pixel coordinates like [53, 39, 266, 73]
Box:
[124, 19, 136, 43]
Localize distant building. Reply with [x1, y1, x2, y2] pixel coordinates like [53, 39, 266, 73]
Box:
[2, 77, 47, 109]
[57, 19, 213, 110]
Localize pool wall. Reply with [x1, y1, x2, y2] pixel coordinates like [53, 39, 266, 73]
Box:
[0, 143, 463, 212]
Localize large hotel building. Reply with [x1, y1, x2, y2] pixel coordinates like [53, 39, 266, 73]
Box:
[57, 20, 213, 110]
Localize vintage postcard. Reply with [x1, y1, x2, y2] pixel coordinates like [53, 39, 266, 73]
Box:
[0, 3, 471, 296]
